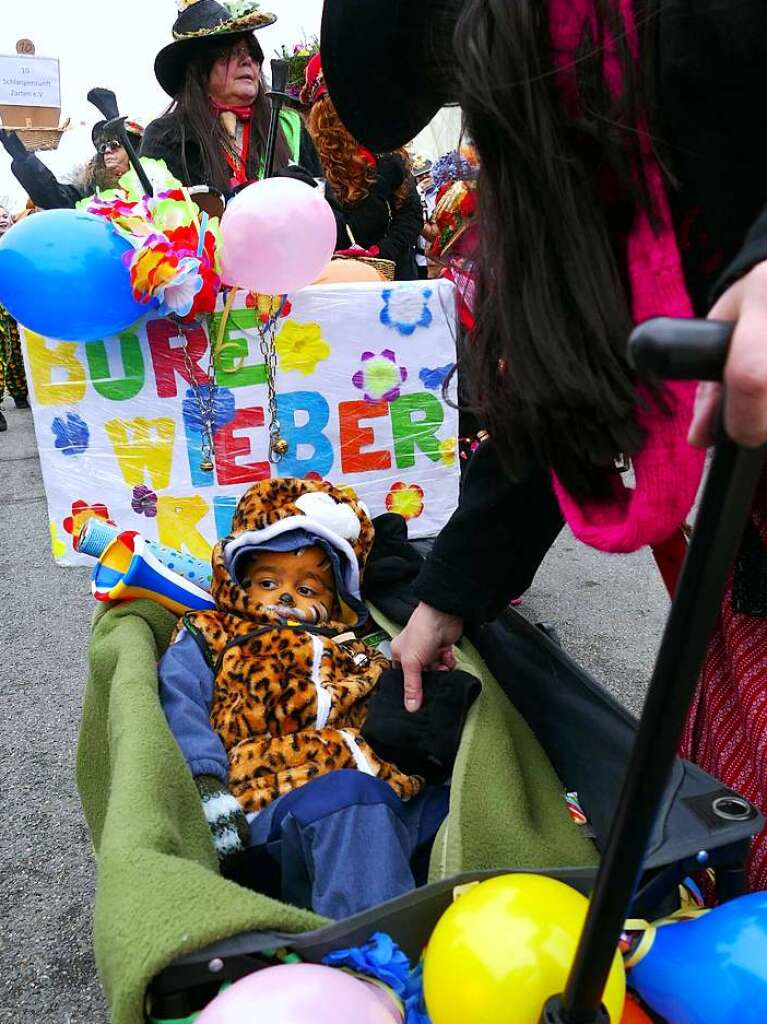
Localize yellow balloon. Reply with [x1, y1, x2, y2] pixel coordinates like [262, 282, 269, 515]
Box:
[424, 874, 625, 1024]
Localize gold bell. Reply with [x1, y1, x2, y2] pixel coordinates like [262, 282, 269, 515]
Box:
[272, 437, 290, 457]
[200, 458, 215, 473]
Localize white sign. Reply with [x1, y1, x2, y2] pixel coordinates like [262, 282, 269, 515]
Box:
[21, 280, 461, 567]
[0, 55, 61, 109]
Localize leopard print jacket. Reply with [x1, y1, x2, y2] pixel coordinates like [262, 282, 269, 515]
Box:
[180, 478, 423, 812]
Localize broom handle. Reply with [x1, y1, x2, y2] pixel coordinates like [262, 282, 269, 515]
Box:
[263, 59, 290, 180]
[101, 115, 153, 197]
[542, 317, 766, 1024]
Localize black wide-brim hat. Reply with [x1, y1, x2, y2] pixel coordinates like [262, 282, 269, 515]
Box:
[321, 0, 461, 153]
[155, 0, 277, 98]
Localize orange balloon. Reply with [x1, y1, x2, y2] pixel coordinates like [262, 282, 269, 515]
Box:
[313, 258, 385, 285]
[621, 994, 653, 1023]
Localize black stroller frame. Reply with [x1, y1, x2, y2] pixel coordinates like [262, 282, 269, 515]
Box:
[148, 317, 766, 1023]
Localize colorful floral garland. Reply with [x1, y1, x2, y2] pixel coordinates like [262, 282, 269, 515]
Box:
[78, 159, 223, 323]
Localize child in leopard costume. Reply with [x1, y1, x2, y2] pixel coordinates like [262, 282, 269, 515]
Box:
[159, 478, 447, 917]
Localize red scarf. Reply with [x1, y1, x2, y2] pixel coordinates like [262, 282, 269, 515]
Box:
[210, 98, 254, 188]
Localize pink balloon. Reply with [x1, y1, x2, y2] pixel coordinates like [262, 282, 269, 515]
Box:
[221, 178, 337, 295]
[196, 963, 402, 1024]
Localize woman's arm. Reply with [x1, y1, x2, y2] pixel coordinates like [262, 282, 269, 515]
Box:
[376, 181, 424, 264]
[394, 442, 564, 711]
[1, 130, 83, 210]
[414, 440, 565, 622]
[158, 629, 229, 782]
[689, 207, 767, 449]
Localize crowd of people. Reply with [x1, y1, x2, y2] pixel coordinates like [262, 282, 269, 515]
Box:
[2, 0, 767, 904]
[0, 1, 474, 432]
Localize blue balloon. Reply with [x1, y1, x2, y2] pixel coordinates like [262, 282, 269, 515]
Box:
[630, 892, 767, 1024]
[0, 209, 148, 342]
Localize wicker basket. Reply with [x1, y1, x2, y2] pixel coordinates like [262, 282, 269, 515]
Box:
[7, 118, 70, 153]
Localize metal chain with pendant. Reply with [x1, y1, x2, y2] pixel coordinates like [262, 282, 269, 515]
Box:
[258, 313, 288, 464]
[179, 319, 217, 473]
[176, 294, 288, 472]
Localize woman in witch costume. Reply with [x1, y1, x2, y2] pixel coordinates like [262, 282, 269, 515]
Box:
[321, 0, 767, 892]
[300, 54, 423, 281]
[141, 0, 321, 195]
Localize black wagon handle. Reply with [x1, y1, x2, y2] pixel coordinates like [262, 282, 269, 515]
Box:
[542, 316, 766, 1024]
[630, 316, 732, 381]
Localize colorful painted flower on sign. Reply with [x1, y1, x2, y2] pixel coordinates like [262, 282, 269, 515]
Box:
[49, 521, 67, 560]
[353, 350, 408, 403]
[63, 500, 114, 548]
[386, 482, 425, 520]
[380, 287, 433, 336]
[419, 364, 454, 391]
[440, 437, 458, 466]
[275, 321, 331, 376]
[182, 385, 236, 434]
[51, 413, 90, 456]
[131, 485, 159, 519]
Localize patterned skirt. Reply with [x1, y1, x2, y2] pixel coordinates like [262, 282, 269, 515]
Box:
[681, 468, 767, 891]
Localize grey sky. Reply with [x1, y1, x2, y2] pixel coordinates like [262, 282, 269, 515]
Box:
[0, 0, 323, 209]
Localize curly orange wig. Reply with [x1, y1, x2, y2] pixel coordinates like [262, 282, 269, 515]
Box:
[308, 96, 412, 209]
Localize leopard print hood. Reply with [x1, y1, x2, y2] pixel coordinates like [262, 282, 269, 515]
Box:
[211, 478, 375, 627]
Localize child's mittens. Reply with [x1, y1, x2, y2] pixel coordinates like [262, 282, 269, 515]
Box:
[194, 774, 251, 866]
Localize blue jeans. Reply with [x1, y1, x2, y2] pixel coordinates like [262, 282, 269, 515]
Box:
[236, 771, 450, 919]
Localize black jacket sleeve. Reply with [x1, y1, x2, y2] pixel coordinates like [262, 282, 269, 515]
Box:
[375, 177, 424, 266]
[9, 152, 84, 210]
[414, 441, 564, 624]
[714, 204, 767, 301]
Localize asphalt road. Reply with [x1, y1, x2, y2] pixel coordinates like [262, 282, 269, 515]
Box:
[0, 400, 668, 1024]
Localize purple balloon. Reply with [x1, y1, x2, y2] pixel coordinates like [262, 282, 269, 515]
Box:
[196, 963, 402, 1024]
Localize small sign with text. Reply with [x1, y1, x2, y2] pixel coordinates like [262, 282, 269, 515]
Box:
[0, 54, 60, 109]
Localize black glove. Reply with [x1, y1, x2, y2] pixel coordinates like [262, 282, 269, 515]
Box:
[195, 774, 251, 868]
[362, 668, 481, 784]
[0, 129, 28, 162]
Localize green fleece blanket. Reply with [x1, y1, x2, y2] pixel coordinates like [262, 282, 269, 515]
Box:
[77, 600, 596, 1024]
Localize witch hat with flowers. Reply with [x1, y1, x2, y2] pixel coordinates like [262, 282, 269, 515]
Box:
[155, 0, 277, 97]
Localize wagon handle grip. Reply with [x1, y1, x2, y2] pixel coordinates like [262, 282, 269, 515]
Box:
[629, 316, 732, 381]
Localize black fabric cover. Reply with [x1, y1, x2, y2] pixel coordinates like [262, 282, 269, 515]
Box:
[362, 668, 480, 784]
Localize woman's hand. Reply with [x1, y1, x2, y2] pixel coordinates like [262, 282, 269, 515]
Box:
[689, 261, 767, 448]
[391, 602, 463, 712]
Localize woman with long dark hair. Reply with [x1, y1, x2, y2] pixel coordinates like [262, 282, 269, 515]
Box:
[142, 0, 320, 193]
[300, 54, 423, 280]
[322, 0, 767, 890]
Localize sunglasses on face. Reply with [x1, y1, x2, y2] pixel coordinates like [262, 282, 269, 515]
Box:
[216, 41, 260, 64]
[97, 140, 123, 155]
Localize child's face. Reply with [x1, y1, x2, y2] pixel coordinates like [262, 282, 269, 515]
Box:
[240, 546, 336, 624]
